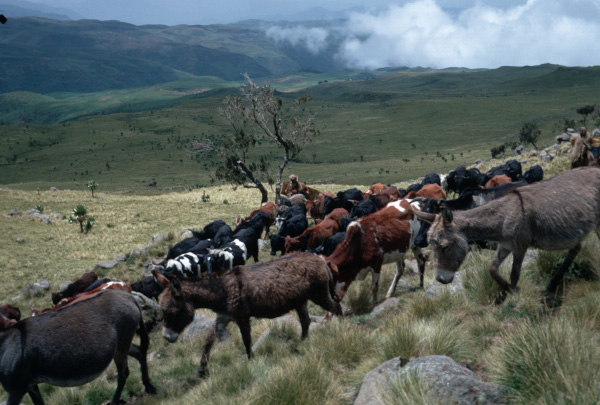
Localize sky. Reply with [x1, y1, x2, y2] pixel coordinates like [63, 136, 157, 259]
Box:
[17, 0, 600, 69]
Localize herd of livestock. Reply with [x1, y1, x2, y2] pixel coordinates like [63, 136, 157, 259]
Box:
[3, 155, 600, 405]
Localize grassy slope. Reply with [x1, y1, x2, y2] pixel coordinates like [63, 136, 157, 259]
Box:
[1, 151, 599, 404]
[1, 65, 599, 191]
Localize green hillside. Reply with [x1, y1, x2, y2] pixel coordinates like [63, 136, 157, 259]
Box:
[1, 64, 599, 192]
[0, 17, 343, 94]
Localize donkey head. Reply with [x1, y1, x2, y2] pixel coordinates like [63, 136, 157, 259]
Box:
[414, 206, 469, 284]
[153, 270, 195, 343]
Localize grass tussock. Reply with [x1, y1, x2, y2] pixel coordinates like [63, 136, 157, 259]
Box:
[487, 316, 600, 404]
[381, 369, 443, 405]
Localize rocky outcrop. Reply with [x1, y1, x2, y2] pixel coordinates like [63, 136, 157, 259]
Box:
[354, 355, 507, 405]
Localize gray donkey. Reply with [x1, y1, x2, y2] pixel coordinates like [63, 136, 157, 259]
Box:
[414, 167, 600, 302]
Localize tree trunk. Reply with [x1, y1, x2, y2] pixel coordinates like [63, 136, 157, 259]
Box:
[275, 156, 289, 205]
[79, 220, 84, 233]
[237, 161, 268, 204]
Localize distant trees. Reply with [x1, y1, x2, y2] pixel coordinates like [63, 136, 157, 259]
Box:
[519, 122, 541, 150]
[192, 74, 319, 204]
[576, 105, 595, 126]
[87, 180, 99, 198]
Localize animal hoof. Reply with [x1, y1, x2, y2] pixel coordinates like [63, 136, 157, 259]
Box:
[145, 383, 158, 395]
[494, 291, 508, 305]
[198, 368, 208, 378]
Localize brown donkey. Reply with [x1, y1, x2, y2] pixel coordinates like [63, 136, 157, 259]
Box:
[415, 167, 600, 302]
[153, 252, 343, 377]
[0, 290, 156, 405]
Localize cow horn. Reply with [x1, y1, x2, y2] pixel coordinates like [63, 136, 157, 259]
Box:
[411, 209, 437, 223]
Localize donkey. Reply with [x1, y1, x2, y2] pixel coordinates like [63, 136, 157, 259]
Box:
[415, 167, 600, 302]
[153, 252, 342, 377]
[0, 290, 156, 405]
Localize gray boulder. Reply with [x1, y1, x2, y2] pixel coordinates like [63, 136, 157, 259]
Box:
[8, 209, 20, 216]
[22, 279, 51, 298]
[93, 260, 119, 272]
[371, 297, 400, 316]
[555, 133, 573, 143]
[354, 355, 507, 405]
[182, 316, 231, 343]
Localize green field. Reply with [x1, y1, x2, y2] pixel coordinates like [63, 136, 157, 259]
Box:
[1, 64, 599, 194]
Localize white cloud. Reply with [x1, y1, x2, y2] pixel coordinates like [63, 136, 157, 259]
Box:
[336, 0, 600, 69]
[266, 25, 330, 54]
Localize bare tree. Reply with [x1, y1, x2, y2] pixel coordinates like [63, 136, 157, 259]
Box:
[193, 74, 318, 204]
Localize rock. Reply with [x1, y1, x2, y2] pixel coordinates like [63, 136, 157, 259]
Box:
[131, 291, 162, 331]
[50, 187, 58, 191]
[474, 159, 483, 165]
[8, 209, 20, 216]
[592, 128, 600, 137]
[115, 253, 127, 262]
[567, 127, 576, 133]
[22, 279, 51, 298]
[148, 180, 157, 187]
[142, 260, 164, 275]
[355, 355, 507, 405]
[398, 356, 507, 404]
[16, 237, 24, 243]
[426, 271, 465, 297]
[182, 316, 230, 343]
[258, 239, 269, 250]
[555, 133, 573, 143]
[130, 248, 148, 257]
[529, 149, 538, 156]
[40, 214, 52, 224]
[354, 357, 406, 405]
[371, 297, 399, 315]
[514, 145, 525, 154]
[52, 213, 62, 219]
[540, 153, 554, 162]
[93, 260, 119, 272]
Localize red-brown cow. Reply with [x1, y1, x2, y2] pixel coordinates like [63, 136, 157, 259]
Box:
[364, 183, 385, 197]
[52, 271, 98, 305]
[405, 183, 446, 201]
[284, 208, 349, 253]
[306, 191, 335, 223]
[235, 202, 277, 228]
[326, 198, 427, 304]
[484, 174, 512, 189]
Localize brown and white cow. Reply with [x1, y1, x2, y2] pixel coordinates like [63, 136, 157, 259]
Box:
[325, 198, 426, 304]
[284, 208, 349, 253]
[306, 191, 335, 223]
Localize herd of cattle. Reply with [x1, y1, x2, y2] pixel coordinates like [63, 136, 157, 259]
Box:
[2, 158, 574, 405]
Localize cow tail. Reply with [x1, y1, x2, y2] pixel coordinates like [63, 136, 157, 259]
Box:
[323, 260, 339, 302]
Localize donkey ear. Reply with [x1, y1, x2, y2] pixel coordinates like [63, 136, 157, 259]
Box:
[170, 277, 182, 297]
[441, 206, 453, 226]
[152, 270, 170, 289]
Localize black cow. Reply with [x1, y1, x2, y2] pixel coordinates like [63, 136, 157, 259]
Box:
[309, 231, 347, 257]
[348, 196, 384, 219]
[164, 220, 231, 262]
[446, 166, 486, 195]
[520, 164, 544, 184]
[422, 172, 441, 186]
[485, 159, 522, 182]
[322, 188, 364, 215]
[269, 213, 309, 255]
[130, 275, 163, 300]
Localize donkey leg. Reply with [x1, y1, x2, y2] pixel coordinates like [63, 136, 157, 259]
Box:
[546, 243, 582, 293]
[129, 320, 156, 394]
[236, 317, 253, 359]
[386, 260, 405, 299]
[509, 249, 526, 290]
[489, 247, 511, 303]
[296, 302, 311, 339]
[7, 390, 27, 405]
[111, 351, 130, 405]
[199, 314, 230, 378]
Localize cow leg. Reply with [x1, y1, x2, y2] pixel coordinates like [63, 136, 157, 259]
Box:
[489, 246, 511, 303]
[413, 247, 427, 288]
[386, 260, 405, 299]
[370, 271, 380, 304]
[26, 385, 44, 405]
[199, 314, 230, 378]
[296, 302, 311, 339]
[236, 317, 253, 359]
[546, 243, 582, 294]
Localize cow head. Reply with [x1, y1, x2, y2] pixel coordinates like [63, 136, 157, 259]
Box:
[153, 270, 195, 343]
[269, 233, 285, 256]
